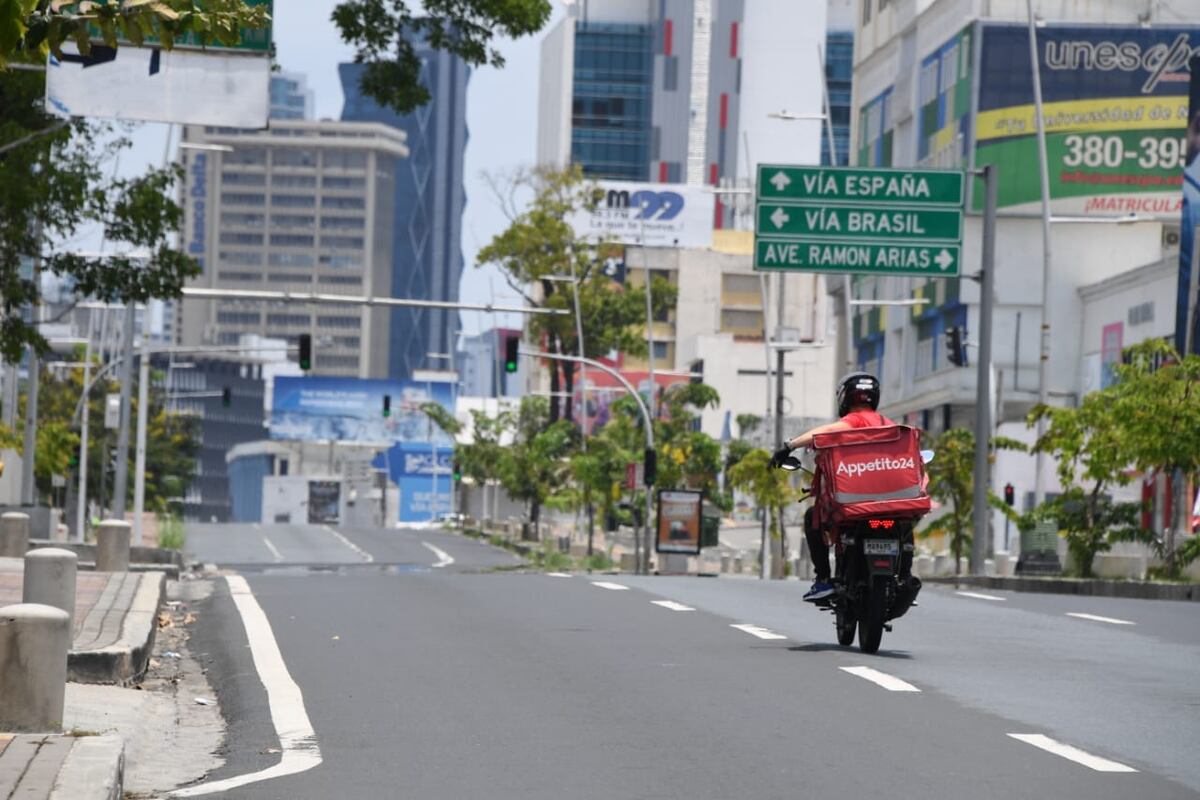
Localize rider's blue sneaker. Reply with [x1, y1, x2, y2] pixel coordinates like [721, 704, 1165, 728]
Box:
[804, 581, 835, 602]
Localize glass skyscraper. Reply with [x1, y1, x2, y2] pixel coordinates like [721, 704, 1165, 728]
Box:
[339, 44, 470, 380]
[822, 30, 853, 166]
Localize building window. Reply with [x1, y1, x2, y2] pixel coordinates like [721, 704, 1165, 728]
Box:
[273, 149, 317, 168]
[217, 311, 261, 325]
[320, 216, 365, 230]
[318, 274, 363, 286]
[216, 271, 262, 282]
[271, 194, 316, 208]
[266, 313, 311, 326]
[221, 192, 266, 207]
[317, 315, 360, 329]
[319, 254, 360, 269]
[220, 212, 264, 228]
[323, 175, 366, 190]
[663, 56, 679, 91]
[1128, 301, 1154, 326]
[219, 232, 263, 246]
[267, 273, 311, 283]
[269, 252, 315, 267]
[321, 195, 366, 210]
[332, 336, 361, 348]
[652, 341, 670, 360]
[271, 214, 315, 229]
[721, 309, 764, 338]
[269, 234, 315, 247]
[315, 354, 360, 369]
[224, 148, 266, 166]
[862, 0, 871, 24]
[222, 172, 265, 186]
[320, 236, 364, 250]
[323, 150, 367, 170]
[272, 174, 317, 188]
[219, 251, 263, 266]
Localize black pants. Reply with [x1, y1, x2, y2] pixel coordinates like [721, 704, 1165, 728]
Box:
[804, 507, 914, 582]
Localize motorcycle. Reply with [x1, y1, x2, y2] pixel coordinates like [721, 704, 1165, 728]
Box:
[776, 448, 932, 655]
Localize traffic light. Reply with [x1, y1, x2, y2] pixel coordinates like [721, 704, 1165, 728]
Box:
[504, 335, 519, 374]
[298, 333, 312, 371]
[643, 447, 657, 486]
[945, 326, 966, 367]
[1004, 483, 1015, 507]
[382, 394, 391, 417]
[221, 387, 232, 407]
[452, 460, 462, 482]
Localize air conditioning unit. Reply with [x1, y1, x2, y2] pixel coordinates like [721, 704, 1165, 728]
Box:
[1163, 224, 1181, 251]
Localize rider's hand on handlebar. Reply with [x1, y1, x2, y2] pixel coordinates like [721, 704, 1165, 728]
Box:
[769, 444, 793, 469]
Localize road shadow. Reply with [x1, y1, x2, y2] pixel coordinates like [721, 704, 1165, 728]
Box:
[787, 642, 914, 660]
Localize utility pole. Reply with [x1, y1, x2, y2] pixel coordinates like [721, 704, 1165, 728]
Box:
[111, 304, 135, 518]
[132, 326, 150, 544]
[768, 276, 787, 580]
[20, 348, 39, 506]
[971, 165, 998, 575]
[75, 311, 94, 541]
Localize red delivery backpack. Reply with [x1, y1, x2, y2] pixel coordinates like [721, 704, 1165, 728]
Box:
[811, 425, 932, 524]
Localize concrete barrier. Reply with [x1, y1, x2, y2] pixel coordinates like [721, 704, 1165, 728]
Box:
[1093, 553, 1148, 580]
[0, 603, 70, 732]
[1, 511, 30, 558]
[915, 554, 934, 578]
[618, 553, 638, 572]
[720, 555, 731, 574]
[22, 548, 77, 633]
[96, 521, 131, 572]
[932, 552, 952, 576]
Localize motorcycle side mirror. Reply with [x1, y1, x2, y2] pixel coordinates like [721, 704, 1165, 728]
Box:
[920, 449, 935, 464]
[779, 456, 804, 471]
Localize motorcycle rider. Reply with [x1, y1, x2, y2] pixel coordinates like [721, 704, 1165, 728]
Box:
[770, 372, 893, 602]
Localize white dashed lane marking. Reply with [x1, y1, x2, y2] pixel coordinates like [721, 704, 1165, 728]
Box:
[730, 623, 787, 640]
[1066, 612, 1135, 626]
[1007, 734, 1137, 773]
[546, 572, 573, 578]
[839, 665, 920, 692]
[955, 591, 1006, 601]
[650, 600, 695, 611]
[592, 581, 629, 591]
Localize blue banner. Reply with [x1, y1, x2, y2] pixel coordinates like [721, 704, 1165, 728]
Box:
[1178, 54, 1200, 355]
[270, 376, 455, 444]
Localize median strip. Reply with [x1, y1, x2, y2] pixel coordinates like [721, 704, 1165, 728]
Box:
[730, 623, 787, 640]
[839, 665, 920, 692]
[1006, 734, 1137, 773]
[1065, 612, 1135, 626]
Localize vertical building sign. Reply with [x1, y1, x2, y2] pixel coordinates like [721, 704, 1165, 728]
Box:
[1178, 54, 1200, 355]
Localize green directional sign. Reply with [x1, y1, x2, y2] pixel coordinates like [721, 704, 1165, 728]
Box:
[756, 239, 961, 277]
[754, 164, 965, 275]
[758, 165, 964, 207]
[756, 203, 962, 243]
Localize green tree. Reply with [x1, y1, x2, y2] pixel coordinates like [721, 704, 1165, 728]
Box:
[654, 382, 721, 495]
[1028, 389, 1150, 578]
[497, 396, 574, 540]
[921, 427, 1024, 575]
[1, 70, 198, 360]
[728, 448, 797, 576]
[454, 408, 510, 524]
[1105, 339, 1200, 576]
[476, 166, 676, 422]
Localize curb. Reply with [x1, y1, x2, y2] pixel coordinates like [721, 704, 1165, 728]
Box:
[923, 574, 1200, 602]
[49, 735, 124, 800]
[69, 571, 166, 684]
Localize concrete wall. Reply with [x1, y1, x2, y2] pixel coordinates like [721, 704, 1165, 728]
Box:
[536, 15, 575, 168]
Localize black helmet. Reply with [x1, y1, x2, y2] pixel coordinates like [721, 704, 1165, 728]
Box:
[836, 372, 880, 417]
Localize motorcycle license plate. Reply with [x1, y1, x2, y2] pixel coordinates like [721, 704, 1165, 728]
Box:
[863, 539, 898, 556]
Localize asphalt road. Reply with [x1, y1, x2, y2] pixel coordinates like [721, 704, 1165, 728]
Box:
[182, 524, 1200, 799]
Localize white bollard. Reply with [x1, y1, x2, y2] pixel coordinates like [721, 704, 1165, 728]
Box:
[0, 603, 70, 732]
[96, 519, 131, 572]
[23, 548, 78, 634]
[0, 511, 30, 558]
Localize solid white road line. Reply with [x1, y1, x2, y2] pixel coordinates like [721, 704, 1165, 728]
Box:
[955, 591, 1006, 602]
[592, 581, 630, 591]
[730, 623, 787, 640]
[1007, 734, 1137, 773]
[421, 541, 455, 568]
[840, 665, 921, 692]
[546, 572, 573, 578]
[322, 525, 374, 563]
[171, 576, 321, 796]
[1066, 612, 1135, 626]
[261, 537, 284, 563]
[650, 600, 695, 611]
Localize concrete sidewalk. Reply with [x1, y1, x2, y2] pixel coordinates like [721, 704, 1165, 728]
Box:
[0, 558, 166, 684]
[0, 734, 123, 800]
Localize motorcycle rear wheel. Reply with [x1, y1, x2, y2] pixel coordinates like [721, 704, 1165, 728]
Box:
[858, 578, 887, 654]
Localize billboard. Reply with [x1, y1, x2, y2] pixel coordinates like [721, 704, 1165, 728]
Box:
[974, 24, 1200, 215]
[270, 376, 455, 444]
[384, 443, 454, 522]
[569, 181, 715, 249]
[573, 369, 693, 431]
[656, 490, 703, 555]
[1178, 54, 1200, 355]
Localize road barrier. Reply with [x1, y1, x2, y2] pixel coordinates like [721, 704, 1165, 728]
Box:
[0, 603, 70, 732]
[23, 548, 78, 633]
[96, 520, 131, 572]
[1, 511, 30, 558]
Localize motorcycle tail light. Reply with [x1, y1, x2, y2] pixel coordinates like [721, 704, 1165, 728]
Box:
[868, 519, 896, 529]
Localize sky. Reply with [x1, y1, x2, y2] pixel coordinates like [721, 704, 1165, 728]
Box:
[106, 1, 565, 337]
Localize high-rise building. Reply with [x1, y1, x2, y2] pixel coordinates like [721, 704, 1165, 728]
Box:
[823, 0, 855, 166]
[537, 0, 826, 228]
[269, 71, 315, 120]
[177, 120, 408, 377]
[339, 47, 470, 380]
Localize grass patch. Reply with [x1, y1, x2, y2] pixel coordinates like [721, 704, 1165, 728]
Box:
[581, 552, 612, 571]
[158, 515, 186, 550]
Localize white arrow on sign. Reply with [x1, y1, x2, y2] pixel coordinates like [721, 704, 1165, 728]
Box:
[770, 207, 790, 230]
[935, 249, 955, 271]
[769, 171, 792, 192]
